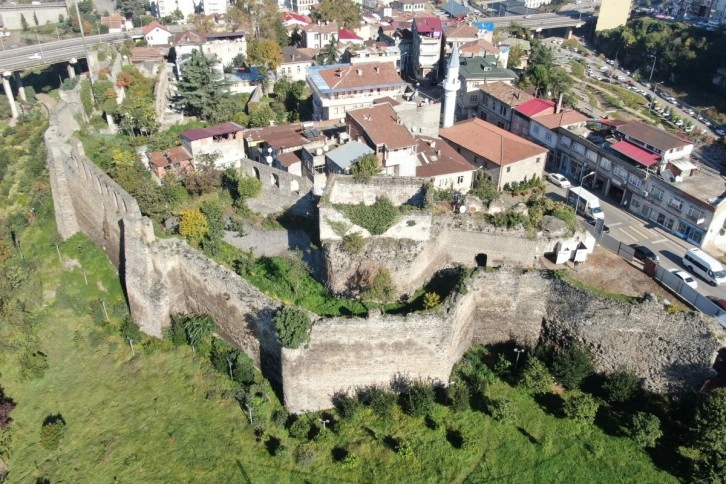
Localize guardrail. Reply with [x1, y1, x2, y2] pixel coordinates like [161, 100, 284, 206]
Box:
[580, 220, 726, 327]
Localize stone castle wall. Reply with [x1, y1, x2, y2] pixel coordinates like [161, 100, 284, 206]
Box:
[45, 91, 725, 414]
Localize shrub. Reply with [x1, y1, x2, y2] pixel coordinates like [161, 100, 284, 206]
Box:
[274, 306, 312, 349]
[349, 153, 381, 182]
[404, 380, 435, 417]
[288, 417, 311, 440]
[364, 386, 398, 418]
[341, 232, 364, 254]
[237, 175, 263, 200]
[0, 387, 16, 430]
[488, 397, 514, 423]
[342, 452, 360, 469]
[551, 343, 594, 390]
[334, 392, 361, 420]
[603, 369, 640, 403]
[335, 198, 400, 235]
[628, 412, 662, 448]
[40, 414, 66, 450]
[494, 353, 512, 379]
[448, 382, 470, 412]
[272, 410, 289, 428]
[120, 316, 142, 342]
[423, 292, 441, 309]
[167, 315, 189, 346]
[563, 393, 599, 424]
[396, 439, 414, 459]
[689, 388, 726, 478]
[519, 357, 553, 394]
[294, 444, 316, 467]
[363, 267, 396, 306]
[20, 350, 48, 380]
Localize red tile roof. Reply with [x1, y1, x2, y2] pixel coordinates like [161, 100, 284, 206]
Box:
[413, 15, 442, 33]
[142, 20, 168, 35]
[533, 109, 588, 129]
[415, 136, 476, 177]
[317, 62, 406, 91]
[439, 118, 548, 166]
[338, 28, 363, 41]
[610, 140, 661, 167]
[182, 122, 245, 142]
[147, 146, 192, 167]
[277, 151, 303, 168]
[282, 11, 312, 24]
[515, 98, 555, 117]
[347, 103, 415, 150]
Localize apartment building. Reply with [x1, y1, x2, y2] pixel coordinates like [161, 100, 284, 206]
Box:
[554, 119, 726, 248]
[278, 46, 314, 82]
[511, 97, 588, 151]
[391, 0, 426, 12]
[181, 122, 246, 169]
[412, 15, 444, 79]
[307, 62, 408, 121]
[478, 81, 534, 130]
[301, 22, 339, 48]
[292, 0, 317, 15]
[455, 56, 518, 120]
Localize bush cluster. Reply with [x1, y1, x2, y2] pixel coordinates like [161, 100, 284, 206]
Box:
[335, 198, 400, 235]
[273, 306, 312, 349]
[40, 414, 66, 451]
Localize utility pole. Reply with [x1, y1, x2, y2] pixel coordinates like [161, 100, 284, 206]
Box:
[74, 0, 94, 87]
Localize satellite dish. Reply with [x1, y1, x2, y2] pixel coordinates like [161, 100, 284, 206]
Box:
[340, 118, 345, 123]
[323, 145, 329, 152]
[458, 205, 467, 213]
[316, 148, 323, 155]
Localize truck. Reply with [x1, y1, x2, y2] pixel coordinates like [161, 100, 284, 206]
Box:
[566, 186, 605, 220]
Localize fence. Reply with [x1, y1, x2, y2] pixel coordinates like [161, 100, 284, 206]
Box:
[580, 221, 726, 327]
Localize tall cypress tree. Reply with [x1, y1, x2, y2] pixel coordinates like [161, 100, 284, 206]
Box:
[177, 49, 229, 120]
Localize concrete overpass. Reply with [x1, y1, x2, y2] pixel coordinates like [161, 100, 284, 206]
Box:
[475, 11, 594, 32]
[0, 32, 130, 118]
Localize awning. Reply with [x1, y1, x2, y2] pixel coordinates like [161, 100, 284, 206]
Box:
[611, 140, 660, 167]
[668, 158, 698, 172]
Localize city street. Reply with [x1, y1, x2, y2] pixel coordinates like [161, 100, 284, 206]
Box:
[546, 180, 726, 300]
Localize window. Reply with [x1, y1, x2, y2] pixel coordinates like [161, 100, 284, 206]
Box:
[506, 167, 511, 173]
[628, 173, 642, 187]
[532, 125, 540, 134]
[613, 165, 628, 179]
[457, 175, 464, 184]
[297, 66, 301, 72]
[573, 143, 585, 155]
[470, 95, 478, 102]
[586, 150, 598, 162]
[599, 158, 611, 170]
[650, 185, 664, 200]
[499, 104, 507, 116]
[561, 136, 572, 147]
[536, 157, 541, 163]
[687, 206, 705, 221]
[545, 133, 553, 141]
[668, 197, 684, 211]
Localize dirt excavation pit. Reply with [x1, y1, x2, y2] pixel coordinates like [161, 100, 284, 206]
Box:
[557, 246, 674, 300]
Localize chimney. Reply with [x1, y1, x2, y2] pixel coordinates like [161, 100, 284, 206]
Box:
[556, 92, 563, 114]
[357, 69, 362, 76]
[374, 66, 380, 73]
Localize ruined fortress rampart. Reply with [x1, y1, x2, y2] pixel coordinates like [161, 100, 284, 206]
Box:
[45, 90, 725, 413]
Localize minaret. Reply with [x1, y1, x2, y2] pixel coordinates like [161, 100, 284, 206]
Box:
[442, 44, 461, 128]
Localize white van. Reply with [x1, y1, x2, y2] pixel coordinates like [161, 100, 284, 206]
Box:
[682, 248, 726, 286]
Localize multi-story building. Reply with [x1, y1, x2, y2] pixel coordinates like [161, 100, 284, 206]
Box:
[181, 122, 246, 169]
[442, 23, 479, 52]
[478, 81, 534, 130]
[277, 46, 314, 82]
[203, 0, 228, 15]
[292, 0, 316, 15]
[391, 0, 426, 12]
[439, 117, 549, 190]
[143, 21, 173, 46]
[301, 22, 339, 49]
[154, 0, 195, 20]
[411, 15, 444, 79]
[342, 42, 401, 71]
[553, 119, 726, 248]
[595, 0, 633, 31]
[455, 56, 518, 120]
[173, 31, 248, 72]
[307, 62, 408, 121]
[512, 97, 588, 153]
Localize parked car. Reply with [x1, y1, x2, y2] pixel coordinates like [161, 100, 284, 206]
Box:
[670, 269, 698, 289]
[707, 295, 726, 311]
[629, 244, 659, 263]
[715, 128, 726, 137]
[547, 173, 571, 188]
[28, 53, 41, 60]
[0, 31, 10, 38]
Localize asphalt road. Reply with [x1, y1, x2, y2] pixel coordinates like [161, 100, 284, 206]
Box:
[545, 178, 726, 300]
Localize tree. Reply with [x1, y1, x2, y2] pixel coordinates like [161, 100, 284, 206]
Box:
[179, 208, 209, 246]
[226, 4, 247, 31]
[364, 386, 398, 418]
[507, 44, 526, 69]
[274, 306, 312, 349]
[519, 357, 552, 394]
[190, 13, 216, 32]
[290, 26, 302, 47]
[248, 104, 276, 127]
[471, 172, 499, 203]
[0, 386, 16, 430]
[563, 393, 599, 424]
[33, 11, 39, 27]
[177, 49, 229, 120]
[628, 412, 662, 448]
[247, 39, 283, 70]
[349, 153, 380, 182]
[404, 380, 435, 417]
[363, 267, 396, 307]
[448, 382, 470, 411]
[488, 397, 514, 422]
[310, 0, 361, 29]
[116, 96, 159, 136]
[20, 14, 28, 31]
[423, 292, 440, 309]
[551, 343, 594, 390]
[40, 414, 67, 450]
[317, 36, 340, 65]
[603, 369, 640, 403]
[689, 388, 726, 479]
[201, 200, 225, 254]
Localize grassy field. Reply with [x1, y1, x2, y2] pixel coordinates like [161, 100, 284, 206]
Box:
[0, 111, 678, 482]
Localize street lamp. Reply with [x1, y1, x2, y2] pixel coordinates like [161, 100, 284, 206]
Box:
[647, 54, 657, 84]
[513, 348, 525, 368]
[319, 418, 330, 431]
[574, 171, 596, 217]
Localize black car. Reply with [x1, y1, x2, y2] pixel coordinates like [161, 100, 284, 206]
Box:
[629, 244, 659, 263]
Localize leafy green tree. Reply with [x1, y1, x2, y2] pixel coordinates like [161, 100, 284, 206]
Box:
[471, 172, 499, 203]
[310, 0, 361, 29]
[120, 316, 142, 342]
[519, 357, 552, 394]
[334, 392, 361, 420]
[404, 380, 435, 417]
[488, 397, 514, 422]
[274, 306, 312, 349]
[177, 49, 229, 120]
[628, 412, 662, 448]
[603, 369, 640, 403]
[182, 314, 215, 351]
[201, 200, 225, 255]
[689, 388, 726, 479]
[563, 393, 599, 424]
[116, 96, 159, 136]
[423, 292, 441, 309]
[237, 175, 263, 201]
[507, 44, 526, 69]
[363, 267, 396, 307]
[349, 153, 380, 182]
[448, 382, 470, 411]
[288, 417, 311, 439]
[248, 104, 276, 127]
[551, 343, 594, 390]
[40, 414, 66, 450]
[364, 386, 398, 418]
[179, 208, 209, 246]
[317, 36, 340, 65]
[290, 26, 302, 46]
[20, 14, 28, 31]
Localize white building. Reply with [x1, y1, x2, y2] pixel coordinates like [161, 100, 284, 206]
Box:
[203, 0, 227, 15]
[143, 21, 173, 46]
[181, 123, 246, 168]
[154, 0, 195, 20]
[277, 46, 315, 82]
